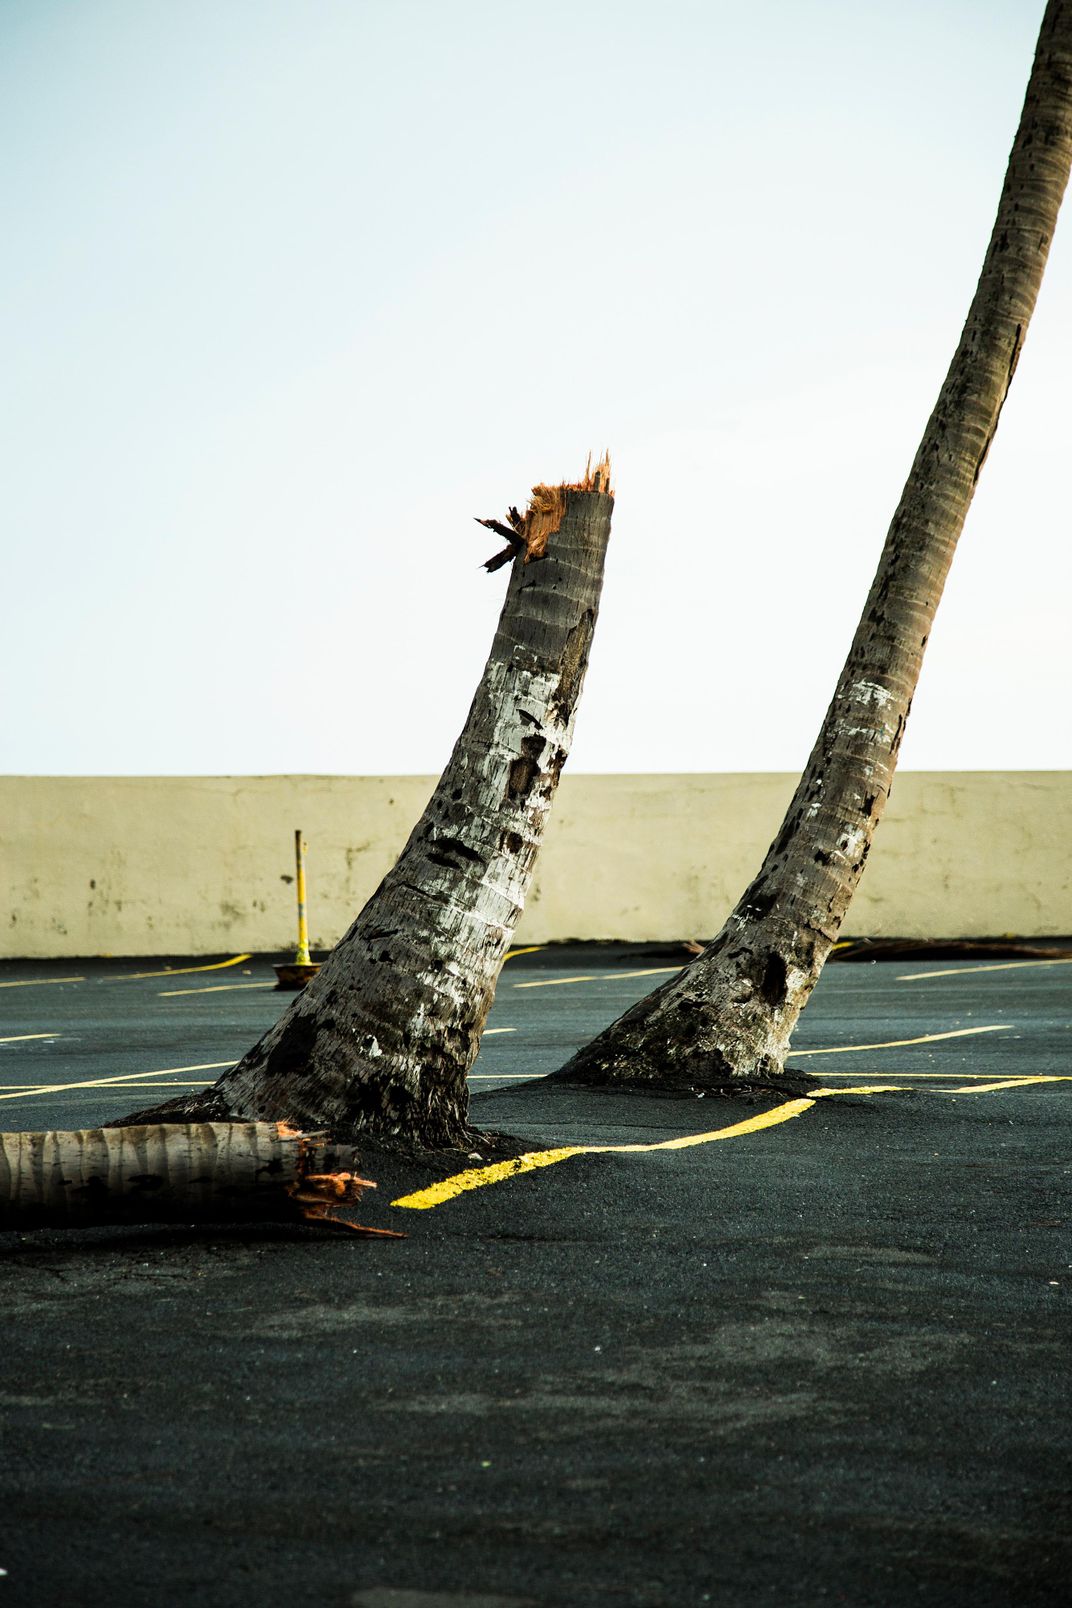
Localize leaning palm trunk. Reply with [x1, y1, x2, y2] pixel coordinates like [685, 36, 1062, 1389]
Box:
[558, 5, 1072, 1092]
[125, 458, 614, 1147]
[0, 1123, 381, 1232]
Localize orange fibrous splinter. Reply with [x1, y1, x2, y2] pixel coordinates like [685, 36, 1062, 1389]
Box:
[478, 451, 613, 571]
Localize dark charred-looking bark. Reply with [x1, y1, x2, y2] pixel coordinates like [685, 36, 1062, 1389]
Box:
[122, 459, 614, 1148]
[557, 6, 1072, 1092]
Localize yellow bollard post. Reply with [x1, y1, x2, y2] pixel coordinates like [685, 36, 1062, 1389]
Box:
[273, 829, 323, 990]
[294, 829, 312, 967]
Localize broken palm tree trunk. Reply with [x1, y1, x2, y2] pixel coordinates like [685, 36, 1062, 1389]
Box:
[123, 456, 614, 1148]
[0, 1123, 393, 1234]
[556, 5, 1072, 1093]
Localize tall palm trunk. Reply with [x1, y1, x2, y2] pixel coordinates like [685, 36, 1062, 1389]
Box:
[558, 4, 1072, 1092]
[124, 458, 614, 1146]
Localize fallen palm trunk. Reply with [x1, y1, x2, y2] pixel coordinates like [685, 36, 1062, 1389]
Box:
[555, 4, 1072, 1092]
[122, 457, 614, 1149]
[0, 1123, 392, 1233]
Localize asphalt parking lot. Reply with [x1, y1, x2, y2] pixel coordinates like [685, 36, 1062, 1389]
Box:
[1, 944, 1070, 1606]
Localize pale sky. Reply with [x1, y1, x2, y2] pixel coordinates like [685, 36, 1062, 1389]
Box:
[2, 0, 1068, 777]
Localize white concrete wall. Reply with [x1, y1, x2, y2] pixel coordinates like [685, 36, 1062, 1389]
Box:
[1, 773, 1069, 958]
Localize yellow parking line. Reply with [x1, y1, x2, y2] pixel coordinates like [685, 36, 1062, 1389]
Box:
[482, 1028, 515, 1036]
[393, 1074, 1056, 1213]
[514, 974, 603, 990]
[898, 957, 1072, 981]
[468, 1073, 536, 1081]
[0, 1033, 59, 1044]
[945, 1075, 1072, 1093]
[392, 1096, 821, 1209]
[0, 1061, 233, 1103]
[792, 1024, 1010, 1056]
[116, 954, 252, 980]
[809, 1069, 1024, 1079]
[503, 946, 543, 963]
[159, 982, 275, 997]
[0, 976, 85, 989]
[613, 967, 682, 980]
[514, 966, 681, 990]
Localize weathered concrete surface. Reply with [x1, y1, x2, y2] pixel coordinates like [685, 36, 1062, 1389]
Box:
[2, 772, 1070, 957]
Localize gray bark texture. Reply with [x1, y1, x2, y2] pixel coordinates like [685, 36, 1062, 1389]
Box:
[557, 4, 1072, 1091]
[124, 462, 614, 1147]
[0, 1123, 372, 1230]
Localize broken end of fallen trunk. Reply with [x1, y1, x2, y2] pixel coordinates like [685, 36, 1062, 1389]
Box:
[480, 450, 613, 569]
[0, 1121, 401, 1236]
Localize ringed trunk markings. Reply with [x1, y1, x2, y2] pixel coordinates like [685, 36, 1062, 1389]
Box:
[114, 956, 252, 980]
[0, 977, 85, 989]
[790, 1024, 1011, 1056]
[0, 1062, 234, 1103]
[898, 958, 1072, 982]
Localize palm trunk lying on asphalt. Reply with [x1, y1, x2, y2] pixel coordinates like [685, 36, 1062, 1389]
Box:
[0, 1123, 393, 1233]
[555, 4, 1072, 1093]
[120, 457, 614, 1149]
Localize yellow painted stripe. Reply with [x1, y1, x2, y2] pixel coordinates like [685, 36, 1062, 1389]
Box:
[503, 946, 543, 962]
[392, 1071, 1065, 1214]
[482, 1027, 515, 1036]
[898, 957, 1072, 981]
[392, 1098, 818, 1209]
[0, 1033, 59, 1044]
[944, 1075, 1072, 1093]
[808, 1069, 1026, 1080]
[792, 1024, 1010, 1056]
[0, 976, 85, 989]
[613, 967, 682, 980]
[0, 1061, 233, 1103]
[513, 974, 603, 990]
[513, 966, 681, 990]
[0, 1080, 216, 1092]
[811, 1085, 910, 1097]
[158, 982, 275, 997]
[115, 954, 252, 980]
[469, 1076, 541, 1085]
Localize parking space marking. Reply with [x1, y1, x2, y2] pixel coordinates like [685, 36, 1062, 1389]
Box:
[514, 966, 681, 991]
[946, 1075, 1071, 1093]
[0, 976, 85, 989]
[391, 1073, 1063, 1212]
[898, 957, 1072, 982]
[503, 947, 543, 963]
[392, 1096, 824, 1209]
[810, 1069, 1026, 1079]
[792, 1024, 1009, 1056]
[0, 1061, 234, 1103]
[116, 955, 251, 980]
[483, 1028, 515, 1036]
[513, 974, 603, 990]
[158, 982, 276, 997]
[0, 1033, 59, 1044]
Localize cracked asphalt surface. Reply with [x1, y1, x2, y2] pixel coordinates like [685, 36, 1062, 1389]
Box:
[1, 945, 1070, 1606]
